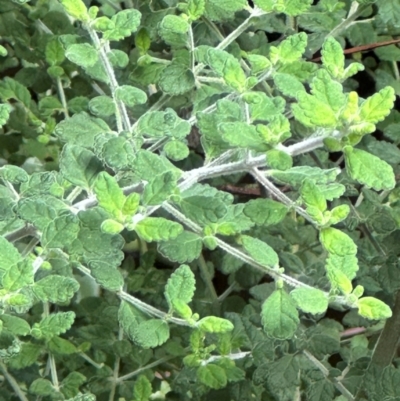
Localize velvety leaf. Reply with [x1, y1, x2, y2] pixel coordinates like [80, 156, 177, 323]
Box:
[357, 297, 392, 320]
[65, 44, 98, 69]
[261, 289, 299, 339]
[135, 217, 183, 242]
[104, 9, 142, 41]
[133, 375, 152, 401]
[197, 316, 234, 333]
[31, 312, 75, 340]
[290, 288, 328, 315]
[142, 171, 178, 206]
[320, 227, 357, 256]
[165, 264, 196, 307]
[241, 235, 279, 268]
[134, 319, 170, 348]
[344, 146, 395, 191]
[42, 214, 81, 249]
[158, 231, 202, 263]
[197, 364, 227, 389]
[33, 275, 80, 304]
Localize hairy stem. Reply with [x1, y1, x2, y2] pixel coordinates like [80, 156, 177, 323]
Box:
[0, 362, 29, 401]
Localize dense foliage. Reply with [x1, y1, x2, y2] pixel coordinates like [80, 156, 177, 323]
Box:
[1, 0, 400, 400]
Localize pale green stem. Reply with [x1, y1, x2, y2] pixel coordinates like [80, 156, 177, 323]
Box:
[79, 352, 104, 369]
[116, 355, 177, 383]
[303, 350, 354, 401]
[217, 282, 237, 302]
[108, 327, 123, 401]
[197, 254, 218, 302]
[56, 77, 69, 119]
[74, 264, 191, 326]
[21, 237, 39, 258]
[188, 24, 195, 73]
[327, 2, 369, 39]
[392, 61, 400, 81]
[66, 186, 83, 203]
[0, 362, 29, 401]
[196, 76, 225, 84]
[86, 27, 130, 132]
[251, 168, 316, 225]
[201, 351, 251, 365]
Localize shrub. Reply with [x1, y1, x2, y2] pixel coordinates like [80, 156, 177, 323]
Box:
[0, 0, 400, 400]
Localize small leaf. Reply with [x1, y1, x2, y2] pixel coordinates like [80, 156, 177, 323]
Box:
[0, 314, 30, 336]
[59, 0, 89, 21]
[101, 219, 124, 234]
[321, 36, 344, 79]
[188, 0, 206, 20]
[93, 172, 125, 221]
[357, 297, 392, 320]
[290, 288, 328, 315]
[133, 375, 152, 401]
[241, 235, 279, 268]
[158, 231, 202, 263]
[197, 316, 234, 333]
[87, 260, 124, 291]
[320, 227, 357, 256]
[104, 9, 142, 41]
[159, 63, 195, 95]
[32, 274, 79, 304]
[115, 85, 147, 107]
[165, 264, 196, 307]
[42, 215, 81, 249]
[159, 15, 189, 47]
[163, 140, 190, 161]
[261, 289, 299, 339]
[88, 96, 115, 117]
[60, 145, 102, 190]
[135, 217, 183, 242]
[30, 378, 55, 396]
[31, 312, 75, 340]
[2, 259, 33, 291]
[142, 171, 178, 206]
[197, 365, 227, 389]
[65, 44, 98, 69]
[243, 198, 287, 226]
[344, 146, 395, 191]
[359, 86, 395, 124]
[134, 319, 170, 348]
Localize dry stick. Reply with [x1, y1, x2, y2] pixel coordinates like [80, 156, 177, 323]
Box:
[311, 38, 400, 62]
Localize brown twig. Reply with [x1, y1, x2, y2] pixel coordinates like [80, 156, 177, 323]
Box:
[311, 38, 400, 62]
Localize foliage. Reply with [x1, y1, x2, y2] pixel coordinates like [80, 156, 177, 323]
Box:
[0, 0, 399, 400]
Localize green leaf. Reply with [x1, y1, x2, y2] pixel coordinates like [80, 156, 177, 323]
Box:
[274, 73, 305, 97]
[197, 316, 234, 333]
[159, 63, 195, 95]
[101, 219, 124, 234]
[301, 179, 327, 222]
[133, 150, 182, 181]
[292, 91, 338, 128]
[321, 36, 344, 79]
[31, 312, 75, 340]
[270, 32, 308, 64]
[8, 342, 42, 369]
[104, 9, 142, 41]
[359, 86, 395, 124]
[206, 48, 246, 92]
[290, 288, 328, 315]
[320, 227, 357, 256]
[33, 275, 80, 304]
[344, 146, 395, 191]
[59, 0, 88, 21]
[0, 77, 31, 108]
[311, 69, 345, 113]
[244, 198, 288, 226]
[325, 253, 359, 281]
[165, 264, 196, 307]
[137, 108, 191, 139]
[88, 96, 115, 117]
[179, 195, 227, 225]
[249, 93, 286, 122]
[60, 145, 102, 190]
[65, 44, 98, 69]
[241, 235, 279, 268]
[61, 371, 86, 399]
[115, 85, 147, 107]
[87, 260, 124, 291]
[158, 231, 202, 263]
[134, 319, 170, 348]
[197, 364, 227, 389]
[204, 0, 246, 21]
[163, 140, 190, 161]
[357, 297, 392, 320]
[135, 217, 183, 242]
[142, 171, 178, 206]
[122, 192, 140, 217]
[48, 336, 78, 355]
[261, 289, 299, 339]
[2, 259, 34, 291]
[0, 165, 28, 184]
[328, 204, 350, 225]
[55, 112, 110, 148]
[0, 314, 30, 336]
[133, 375, 152, 401]
[159, 15, 189, 47]
[219, 122, 269, 151]
[0, 103, 11, 126]
[188, 0, 206, 20]
[135, 28, 151, 55]
[45, 37, 65, 66]
[97, 136, 137, 171]
[93, 172, 125, 221]
[42, 215, 81, 249]
[326, 263, 353, 294]
[270, 166, 340, 186]
[255, 0, 312, 15]
[30, 378, 55, 396]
